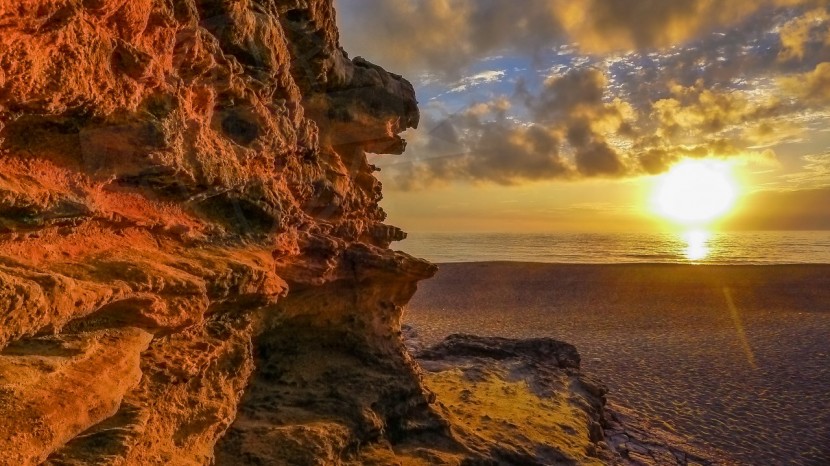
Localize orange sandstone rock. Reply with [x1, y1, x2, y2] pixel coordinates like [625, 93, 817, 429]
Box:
[0, 0, 439, 463]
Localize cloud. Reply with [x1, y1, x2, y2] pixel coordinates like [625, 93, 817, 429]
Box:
[381, 67, 794, 189]
[525, 69, 635, 176]
[336, 0, 824, 78]
[778, 7, 830, 61]
[382, 69, 646, 188]
[742, 119, 805, 148]
[336, 0, 570, 78]
[338, 1, 830, 191]
[382, 71, 627, 187]
[523, 68, 607, 123]
[780, 61, 830, 102]
[782, 151, 830, 188]
[383, 99, 573, 189]
[448, 70, 507, 93]
[650, 80, 784, 138]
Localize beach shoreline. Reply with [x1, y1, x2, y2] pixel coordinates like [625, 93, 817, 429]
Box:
[405, 262, 830, 465]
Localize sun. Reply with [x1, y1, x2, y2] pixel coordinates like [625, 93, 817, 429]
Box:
[652, 160, 738, 225]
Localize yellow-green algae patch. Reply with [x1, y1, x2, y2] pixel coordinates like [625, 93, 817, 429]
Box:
[424, 368, 605, 465]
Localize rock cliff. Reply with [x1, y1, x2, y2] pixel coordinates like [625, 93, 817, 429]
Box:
[0, 1, 719, 465]
[0, 0, 433, 463]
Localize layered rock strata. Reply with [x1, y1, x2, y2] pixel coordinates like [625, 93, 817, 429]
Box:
[0, 0, 433, 464]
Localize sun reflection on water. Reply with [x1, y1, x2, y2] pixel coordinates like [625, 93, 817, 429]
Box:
[683, 229, 711, 261]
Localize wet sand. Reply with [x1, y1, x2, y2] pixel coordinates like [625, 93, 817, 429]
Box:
[405, 263, 830, 465]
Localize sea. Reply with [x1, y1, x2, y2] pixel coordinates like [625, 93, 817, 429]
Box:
[395, 230, 830, 264]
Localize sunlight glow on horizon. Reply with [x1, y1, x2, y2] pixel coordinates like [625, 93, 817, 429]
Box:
[652, 160, 740, 227]
[683, 229, 711, 261]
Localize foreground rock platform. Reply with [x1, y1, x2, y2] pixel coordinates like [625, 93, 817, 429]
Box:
[400, 331, 738, 466]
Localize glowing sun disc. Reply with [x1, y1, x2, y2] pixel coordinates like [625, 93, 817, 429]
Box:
[653, 160, 737, 224]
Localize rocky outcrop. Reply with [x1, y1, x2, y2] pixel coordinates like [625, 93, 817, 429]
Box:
[0, 0, 437, 464]
[412, 334, 615, 465]
[403, 331, 738, 466]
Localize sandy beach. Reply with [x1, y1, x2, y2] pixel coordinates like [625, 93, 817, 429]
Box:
[405, 263, 830, 465]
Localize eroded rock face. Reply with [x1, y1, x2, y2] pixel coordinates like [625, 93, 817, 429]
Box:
[0, 0, 438, 464]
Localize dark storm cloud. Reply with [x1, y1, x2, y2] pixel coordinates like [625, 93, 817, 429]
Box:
[385, 99, 572, 189]
[526, 69, 631, 176]
[523, 68, 607, 123]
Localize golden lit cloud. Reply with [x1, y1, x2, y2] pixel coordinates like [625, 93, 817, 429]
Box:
[782, 152, 830, 188]
[742, 120, 805, 148]
[653, 81, 783, 138]
[554, 0, 777, 53]
[338, 0, 826, 76]
[778, 7, 829, 61]
[780, 61, 830, 103]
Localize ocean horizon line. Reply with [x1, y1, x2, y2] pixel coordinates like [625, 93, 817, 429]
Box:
[395, 230, 830, 265]
[417, 260, 830, 266]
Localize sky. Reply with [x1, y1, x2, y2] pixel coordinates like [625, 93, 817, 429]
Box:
[336, 0, 830, 232]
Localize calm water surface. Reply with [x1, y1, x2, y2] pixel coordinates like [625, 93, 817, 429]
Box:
[396, 230, 830, 264]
